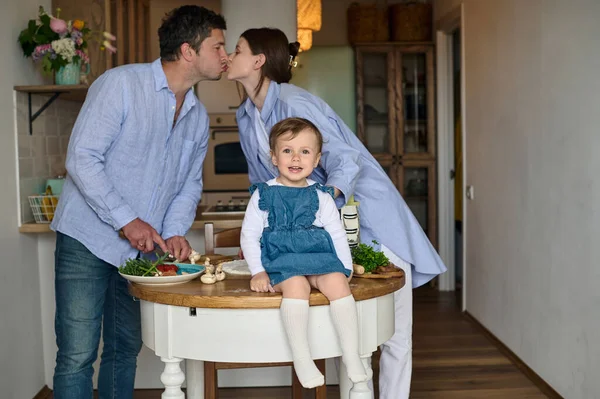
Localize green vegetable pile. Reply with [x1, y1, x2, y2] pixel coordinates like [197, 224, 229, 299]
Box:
[350, 240, 390, 273]
[119, 252, 170, 276]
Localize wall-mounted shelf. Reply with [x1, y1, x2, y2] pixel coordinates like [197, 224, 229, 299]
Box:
[14, 85, 88, 135]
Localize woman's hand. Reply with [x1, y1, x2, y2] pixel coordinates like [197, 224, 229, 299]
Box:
[328, 186, 341, 198]
[250, 271, 274, 293]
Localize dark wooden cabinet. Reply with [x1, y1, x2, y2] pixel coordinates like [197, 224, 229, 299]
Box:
[355, 43, 437, 247]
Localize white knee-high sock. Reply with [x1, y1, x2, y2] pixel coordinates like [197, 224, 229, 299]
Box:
[329, 295, 370, 383]
[280, 298, 324, 388]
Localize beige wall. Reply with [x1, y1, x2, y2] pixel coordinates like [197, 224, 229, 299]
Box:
[434, 1, 600, 397]
[1, 0, 52, 397]
[222, 0, 297, 53]
[433, 0, 462, 24]
[149, 0, 221, 60]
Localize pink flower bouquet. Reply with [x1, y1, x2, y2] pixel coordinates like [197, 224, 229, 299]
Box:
[18, 6, 117, 75]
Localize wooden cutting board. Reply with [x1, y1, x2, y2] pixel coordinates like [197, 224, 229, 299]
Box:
[353, 263, 405, 279]
[353, 271, 404, 279]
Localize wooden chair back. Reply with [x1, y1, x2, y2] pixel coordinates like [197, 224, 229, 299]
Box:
[204, 223, 241, 255]
[201, 224, 326, 398]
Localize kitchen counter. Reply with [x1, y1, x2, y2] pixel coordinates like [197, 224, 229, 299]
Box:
[19, 206, 244, 234]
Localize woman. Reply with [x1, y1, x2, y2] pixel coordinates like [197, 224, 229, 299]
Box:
[227, 27, 446, 399]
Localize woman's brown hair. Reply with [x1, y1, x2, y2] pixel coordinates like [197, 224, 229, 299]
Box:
[269, 117, 323, 153]
[241, 28, 300, 97]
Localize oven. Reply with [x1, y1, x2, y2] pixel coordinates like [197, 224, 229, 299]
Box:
[200, 113, 251, 213]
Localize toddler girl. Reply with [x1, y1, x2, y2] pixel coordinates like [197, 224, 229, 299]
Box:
[240, 117, 370, 388]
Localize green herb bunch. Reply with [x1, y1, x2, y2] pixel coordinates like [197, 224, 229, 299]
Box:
[118, 252, 170, 276]
[350, 240, 390, 273]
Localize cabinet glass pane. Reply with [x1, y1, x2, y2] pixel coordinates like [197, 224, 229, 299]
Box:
[402, 53, 428, 154]
[363, 53, 389, 154]
[404, 167, 428, 233]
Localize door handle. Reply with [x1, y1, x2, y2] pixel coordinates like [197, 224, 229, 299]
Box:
[466, 185, 474, 200]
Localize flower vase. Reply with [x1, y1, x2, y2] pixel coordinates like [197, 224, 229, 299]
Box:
[55, 61, 81, 85]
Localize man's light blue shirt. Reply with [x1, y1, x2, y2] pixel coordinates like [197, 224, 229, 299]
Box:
[51, 59, 209, 267]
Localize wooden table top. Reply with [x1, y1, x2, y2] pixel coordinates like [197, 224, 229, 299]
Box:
[128, 272, 405, 309]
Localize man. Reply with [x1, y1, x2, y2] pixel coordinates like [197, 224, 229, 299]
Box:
[50, 6, 227, 397]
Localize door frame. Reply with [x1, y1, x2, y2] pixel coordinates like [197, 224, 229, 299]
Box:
[435, 3, 466, 304]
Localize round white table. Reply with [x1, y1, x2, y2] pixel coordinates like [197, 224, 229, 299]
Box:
[129, 273, 404, 399]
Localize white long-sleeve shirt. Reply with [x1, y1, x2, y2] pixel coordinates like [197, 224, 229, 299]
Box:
[240, 178, 353, 276]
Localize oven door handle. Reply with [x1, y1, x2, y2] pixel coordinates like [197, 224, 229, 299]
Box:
[211, 129, 239, 140]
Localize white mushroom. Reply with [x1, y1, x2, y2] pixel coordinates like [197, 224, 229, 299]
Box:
[353, 264, 365, 275]
[205, 264, 215, 275]
[201, 273, 217, 284]
[215, 263, 226, 281]
[188, 249, 202, 265]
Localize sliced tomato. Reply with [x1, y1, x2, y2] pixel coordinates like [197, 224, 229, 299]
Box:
[157, 264, 179, 273]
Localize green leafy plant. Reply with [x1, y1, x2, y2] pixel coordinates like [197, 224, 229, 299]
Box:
[118, 252, 170, 276]
[350, 240, 390, 273]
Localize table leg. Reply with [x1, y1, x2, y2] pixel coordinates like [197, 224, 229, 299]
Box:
[160, 357, 185, 399]
[338, 358, 351, 399]
[338, 355, 374, 399]
[315, 359, 327, 399]
[185, 359, 205, 399]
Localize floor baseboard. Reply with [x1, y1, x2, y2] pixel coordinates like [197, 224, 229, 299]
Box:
[463, 311, 563, 399]
[33, 385, 52, 399]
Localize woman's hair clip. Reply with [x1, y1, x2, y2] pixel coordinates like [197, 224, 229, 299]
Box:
[289, 55, 298, 68]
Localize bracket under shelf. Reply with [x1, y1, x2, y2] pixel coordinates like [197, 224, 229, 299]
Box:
[14, 85, 88, 135]
[27, 92, 61, 135]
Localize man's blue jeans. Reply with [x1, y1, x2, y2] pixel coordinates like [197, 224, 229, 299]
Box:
[53, 232, 142, 398]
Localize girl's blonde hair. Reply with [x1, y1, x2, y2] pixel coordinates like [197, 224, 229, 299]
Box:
[269, 117, 323, 152]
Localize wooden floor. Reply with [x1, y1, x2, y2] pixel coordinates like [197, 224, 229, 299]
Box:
[409, 288, 548, 399]
[76, 287, 548, 398]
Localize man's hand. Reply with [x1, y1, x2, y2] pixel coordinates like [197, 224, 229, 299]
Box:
[121, 218, 168, 254]
[165, 236, 191, 261]
[250, 271, 274, 293]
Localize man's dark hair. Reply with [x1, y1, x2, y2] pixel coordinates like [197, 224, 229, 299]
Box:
[158, 6, 226, 62]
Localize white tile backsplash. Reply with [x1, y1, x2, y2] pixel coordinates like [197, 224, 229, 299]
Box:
[16, 92, 81, 223]
[31, 136, 46, 158]
[45, 115, 58, 136]
[49, 156, 66, 177]
[16, 106, 28, 136]
[58, 118, 75, 136]
[46, 136, 60, 156]
[59, 136, 70, 154]
[33, 156, 49, 178]
[18, 135, 31, 158]
[18, 158, 33, 179]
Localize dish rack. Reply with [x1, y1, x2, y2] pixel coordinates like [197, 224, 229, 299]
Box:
[28, 195, 59, 223]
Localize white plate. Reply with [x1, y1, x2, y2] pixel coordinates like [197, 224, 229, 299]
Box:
[119, 263, 205, 286]
[219, 259, 251, 276]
